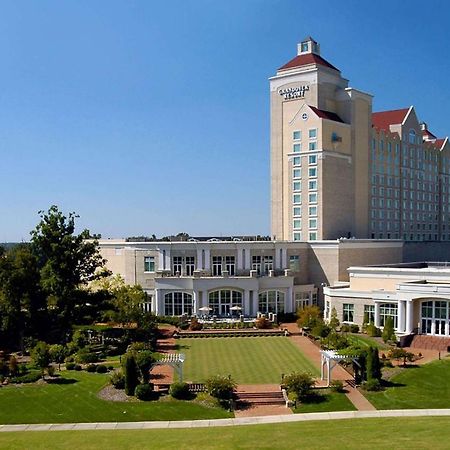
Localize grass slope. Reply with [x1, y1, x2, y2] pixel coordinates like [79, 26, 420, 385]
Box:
[178, 337, 318, 384]
[0, 371, 231, 424]
[293, 390, 356, 413]
[366, 359, 450, 409]
[2, 417, 450, 449]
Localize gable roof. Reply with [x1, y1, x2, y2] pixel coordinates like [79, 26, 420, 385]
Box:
[310, 106, 344, 123]
[372, 108, 410, 131]
[435, 138, 446, 149]
[278, 53, 339, 72]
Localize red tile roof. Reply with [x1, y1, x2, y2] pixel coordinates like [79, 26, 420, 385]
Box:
[310, 106, 344, 123]
[435, 138, 446, 149]
[278, 53, 339, 72]
[422, 129, 437, 140]
[372, 108, 409, 131]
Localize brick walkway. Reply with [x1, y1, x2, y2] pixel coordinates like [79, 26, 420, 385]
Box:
[283, 323, 376, 411]
[150, 326, 177, 387]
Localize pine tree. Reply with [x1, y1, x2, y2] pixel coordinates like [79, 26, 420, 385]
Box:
[329, 307, 340, 330]
[123, 353, 139, 396]
[382, 316, 395, 343]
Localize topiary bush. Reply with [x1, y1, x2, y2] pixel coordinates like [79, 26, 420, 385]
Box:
[86, 364, 97, 373]
[135, 384, 154, 401]
[169, 382, 191, 399]
[96, 364, 108, 373]
[110, 370, 125, 389]
[123, 353, 139, 396]
[65, 362, 76, 370]
[205, 375, 236, 400]
[366, 322, 381, 337]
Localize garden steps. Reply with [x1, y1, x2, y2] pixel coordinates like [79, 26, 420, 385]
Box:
[235, 384, 285, 406]
[408, 335, 450, 352]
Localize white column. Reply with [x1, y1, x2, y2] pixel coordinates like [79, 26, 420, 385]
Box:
[445, 321, 449, 336]
[397, 300, 405, 333]
[243, 290, 250, 316]
[244, 246, 251, 270]
[286, 286, 294, 313]
[204, 248, 211, 271]
[196, 248, 203, 270]
[155, 289, 162, 316]
[275, 246, 281, 270]
[192, 290, 199, 315]
[237, 247, 243, 271]
[281, 248, 287, 269]
[405, 301, 413, 334]
[157, 248, 165, 271]
[374, 302, 380, 327]
[165, 249, 171, 271]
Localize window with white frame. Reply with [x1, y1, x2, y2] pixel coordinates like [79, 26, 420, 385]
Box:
[308, 154, 317, 165]
[293, 181, 301, 192]
[308, 167, 317, 177]
[293, 194, 302, 204]
[252, 255, 261, 275]
[309, 205, 317, 216]
[212, 256, 222, 276]
[289, 255, 300, 271]
[164, 292, 193, 316]
[293, 156, 301, 166]
[293, 219, 301, 229]
[293, 232, 302, 241]
[258, 290, 285, 314]
[293, 130, 301, 140]
[379, 303, 398, 327]
[343, 303, 354, 322]
[144, 256, 155, 272]
[364, 304, 375, 323]
[308, 142, 317, 151]
[293, 143, 301, 152]
[295, 291, 311, 310]
[263, 255, 273, 275]
[293, 207, 302, 217]
[308, 128, 317, 139]
[185, 256, 195, 276]
[172, 256, 183, 275]
[309, 232, 317, 240]
[225, 256, 235, 275]
[293, 169, 301, 179]
[309, 192, 318, 203]
[308, 180, 317, 190]
[309, 218, 317, 229]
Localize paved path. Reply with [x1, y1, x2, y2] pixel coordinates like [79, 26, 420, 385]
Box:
[2, 409, 450, 432]
[150, 326, 177, 387]
[283, 323, 376, 411]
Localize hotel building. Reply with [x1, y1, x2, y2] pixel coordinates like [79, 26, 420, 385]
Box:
[270, 37, 450, 242]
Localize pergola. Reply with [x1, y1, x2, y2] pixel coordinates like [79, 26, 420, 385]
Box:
[151, 353, 186, 382]
[320, 350, 358, 387]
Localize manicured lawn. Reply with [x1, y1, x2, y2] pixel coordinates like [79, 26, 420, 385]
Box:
[178, 337, 318, 384]
[366, 359, 450, 409]
[2, 417, 450, 449]
[346, 333, 390, 350]
[0, 371, 231, 424]
[293, 390, 356, 413]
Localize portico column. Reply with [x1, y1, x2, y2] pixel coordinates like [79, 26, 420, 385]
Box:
[397, 300, 405, 333]
[405, 301, 413, 334]
[286, 286, 294, 313]
[155, 289, 162, 316]
[192, 290, 199, 315]
[374, 302, 380, 327]
[243, 290, 250, 316]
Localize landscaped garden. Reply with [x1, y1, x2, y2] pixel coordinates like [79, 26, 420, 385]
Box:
[0, 370, 232, 424]
[178, 337, 318, 384]
[2, 417, 450, 449]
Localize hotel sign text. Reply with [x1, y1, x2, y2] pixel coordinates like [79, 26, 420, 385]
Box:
[278, 85, 309, 100]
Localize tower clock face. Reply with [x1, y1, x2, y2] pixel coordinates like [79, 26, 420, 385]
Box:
[302, 113, 308, 121]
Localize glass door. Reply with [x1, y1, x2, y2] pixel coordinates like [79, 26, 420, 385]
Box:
[434, 319, 446, 336]
[421, 318, 432, 334]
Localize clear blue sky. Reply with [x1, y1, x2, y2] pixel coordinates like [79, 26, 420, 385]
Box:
[1, 0, 449, 241]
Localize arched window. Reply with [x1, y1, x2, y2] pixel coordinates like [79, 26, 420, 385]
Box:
[409, 129, 416, 144]
[164, 292, 193, 316]
[208, 290, 242, 316]
[258, 291, 285, 314]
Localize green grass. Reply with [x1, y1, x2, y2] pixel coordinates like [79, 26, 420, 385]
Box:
[346, 333, 389, 350]
[293, 390, 356, 413]
[366, 359, 450, 409]
[2, 417, 450, 449]
[178, 337, 318, 383]
[0, 371, 231, 424]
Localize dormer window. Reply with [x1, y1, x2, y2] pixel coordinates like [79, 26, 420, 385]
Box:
[301, 42, 308, 52]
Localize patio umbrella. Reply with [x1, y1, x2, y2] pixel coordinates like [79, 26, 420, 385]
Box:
[230, 305, 242, 311]
[198, 306, 212, 311]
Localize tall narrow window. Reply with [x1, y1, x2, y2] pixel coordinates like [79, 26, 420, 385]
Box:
[185, 256, 195, 276]
[252, 256, 261, 275]
[172, 256, 183, 275]
[144, 256, 155, 272]
[212, 256, 222, 276]
[225, 256, 235, 275]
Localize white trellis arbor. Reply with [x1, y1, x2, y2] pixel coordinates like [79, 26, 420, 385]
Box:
[320, 350, 359, 387]
[151, 353, 186, 382]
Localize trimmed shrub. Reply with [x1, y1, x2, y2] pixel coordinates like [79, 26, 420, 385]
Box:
[65, 362, 76, 370]
[75, 351, 99, 364]
[123, 353, 139, 396]
[340, 324, 351, 333]
[86, 364, 97, 373]
[74, 364, 82, 371]
[10, 370, 42, 384]
[205, 375, 236, 400]
[350, 324, 360, 333]
[110, 370, 125, 389]
[329, 380, 345, 393]
[282, 372, 314, 400]
[382, 316, 396, 343]
[311, 322, 331, 338]
[366, 322, 381, 337]
[134, 350, 155, 384]
[366, 347, 382, 381]
[255, 317, 272, 329]
[189, 317, 203, 331]
[362, 379, 382, 391]
[135, 383, 154, 401]
[169, 382, 191, 400]
[96, 364, 108, 373]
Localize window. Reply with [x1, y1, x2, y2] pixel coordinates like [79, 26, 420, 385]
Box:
[308, 142, 317, 151]
[144, 256, 155, 272]
[295, 291, 311, 310]
[308, 167, 317, 177]
[308, 128, 317, 139]
[293, 207, 301, 217]
[293, 181, 301, 191]
[309, 193, 318, 203]
[293, 156, 301, 166]
[172, 256, 183, 275]
[293, 143, 301, 152]
[293, 219, 301, 229]
[293, 169, 301, 179]
[293, 130, 301, 140]
[263, 256, 273, 275]
[164, 292, 193, 316]
[309, 218, 317, 229]
[185, 256, 195, 276]
[309, 206, 317, 216]
[343, 303, 354, 322]
[212, 256, 222, 276]
[301, 42, 308, 52]
[409, 129, 416, 144]
[308, 180, 317, 190]
[308, 155, 317, 165]
[379, 303, 398, 328]
[252, 255, 261, 275]
[293, 232, 302, 241]
[293, 194, 302, 204]
[308, 232, 317, 240]
[209, 289, 242, 316]
[364, 305, 375, 323]
[225, 256, 235, 276]
[289, 255, 300, 271]
[258, 291, 285, 314]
